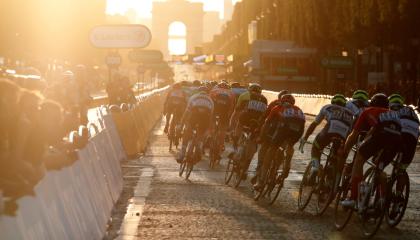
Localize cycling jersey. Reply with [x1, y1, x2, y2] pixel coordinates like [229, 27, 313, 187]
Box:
[346, 99, 368, 118]
[184, 93, 214, 118]
[264, 104, 306, 144]
[166, 88, 188, 107]
[210, 87, 235, 115]
[397, 106, 420, 139]
[314, 104, 354, 139]
[353, 107, 401, 133]
[231, 87, 247, 99]
[238, 91, 268, 126]
[354, 107, 402, 162]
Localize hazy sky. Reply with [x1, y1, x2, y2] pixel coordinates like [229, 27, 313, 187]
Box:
[106, 0, 241, 19]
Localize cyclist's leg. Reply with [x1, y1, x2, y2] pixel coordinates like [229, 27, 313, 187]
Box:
[396, 134, 417, 193]
[346, 132, 385, 204]
[178, 119, 193, 162]
[310, 130, 330, 173]
[165, 110, 172, 133]
[218, 114, 229, 151]
[283, 143, 295, 179]
[195, 113, 211, 162]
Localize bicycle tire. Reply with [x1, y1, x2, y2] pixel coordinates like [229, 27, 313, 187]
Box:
[315, 160, 335, 216]
[224, 158, 235, 184]
[298, 162, 315, 211]
[179, 159, 186, 177]
[361, 167, 385, 238]
[333, 174, 353, 230]
[385, 171, 410, 228]
[267, 151, 285, 205]
[254, 148, 276, 201]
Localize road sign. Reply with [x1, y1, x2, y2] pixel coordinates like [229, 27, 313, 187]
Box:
[321, 56, 353, 69]
[128, 50, 163, 63]
[105, 52, 122, 67]
[90, 24, 152, 49]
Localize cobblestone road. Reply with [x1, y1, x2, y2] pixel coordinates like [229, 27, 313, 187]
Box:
[105, 116, 420, 240]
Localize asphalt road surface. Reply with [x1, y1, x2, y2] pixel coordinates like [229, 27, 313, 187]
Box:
[104, 116, 420, 240]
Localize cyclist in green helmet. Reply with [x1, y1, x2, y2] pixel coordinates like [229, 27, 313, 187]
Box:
[346, 90, 369, 118]
[299, 94, 354, 177]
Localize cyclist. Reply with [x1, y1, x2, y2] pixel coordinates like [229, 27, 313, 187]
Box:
[340, 93, 402, 208]
[163, 82, 188, 134]
[388, 94, 419, 209]
[253, 94, 305, 189]
[346, 90, 369, 118]
[229, 83, 267, 178]
[299, 94, 354, 179]
[230, 82, 247, 100]
[177, 86, 214, 163]
[209, 82, 236, 159]
[261, 90, 289, 122]
[253, 89, 289, 182]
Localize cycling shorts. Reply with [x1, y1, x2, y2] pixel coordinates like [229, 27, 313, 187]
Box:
[313, 127, 345, 152]
[400, 133, 417, 168]
[263, 120, 304, 146]
[186, 107, 211, 135]
[358, 128, 402, 165]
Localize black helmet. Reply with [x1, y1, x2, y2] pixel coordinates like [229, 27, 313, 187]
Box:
[248, 83, 262, 94]
[370, 93, 389, 108]
[278, 90, 289, 99]
[280, 94, 295, 105]
[193, 80, 201, 87]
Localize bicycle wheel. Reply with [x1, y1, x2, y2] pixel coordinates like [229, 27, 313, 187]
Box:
[267, 151, 285, 205]
[224, 158, 235, 184]
[361, 168, 385, 238]
[209, 137, 218, 169]
[385, 171, 410, 228]
[184, 142, 195, 180]
[254, 148, 276, 201]
[185, 159, 193, 180]
[334, 174, 353, 230]
[179, 158, 186, 177]
[316, 161, 336, 216]
[298, 162, 315, 211]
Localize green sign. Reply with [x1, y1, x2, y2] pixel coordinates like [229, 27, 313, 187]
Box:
[128, 50, 163, 63]
[321, 56, 353, 69]
[278, 67, 298, 74]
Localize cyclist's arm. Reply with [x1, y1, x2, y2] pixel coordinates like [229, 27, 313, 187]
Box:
[342, 129, 359, 159]
[302, 108, 325, 140]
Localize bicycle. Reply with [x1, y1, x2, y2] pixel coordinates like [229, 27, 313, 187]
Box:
[225, 125, 258, 188]
[335, 149, 389, 238]
[298, 138, 343, 216]
[253, 141, 291, 205]
[179, 125, 202, 180]
[384, 153, 409, 228]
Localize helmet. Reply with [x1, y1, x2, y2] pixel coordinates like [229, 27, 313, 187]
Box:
[230, 82, 240, 88]
[331, 94, 347, 107]
[193, 80, 201, 87]
[173, 82, 182, 89]
[248, 83, 262, 94]
[370, 93, 389, 108]
[352, 90, 369, 101]
[278, 90, 289, 99]
[280, 94, 295, 105]
[217, 82, 230, 89]
[388, 93, 404, 110]
[198, 86, 209, 93]
[62, 70, 74, 81]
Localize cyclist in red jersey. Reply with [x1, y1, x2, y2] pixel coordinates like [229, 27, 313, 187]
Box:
[253, 94, 305, 188]
[260, 90, 289, 122]
[209, 82, 236, 158]
[340, 93, 402, 208]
